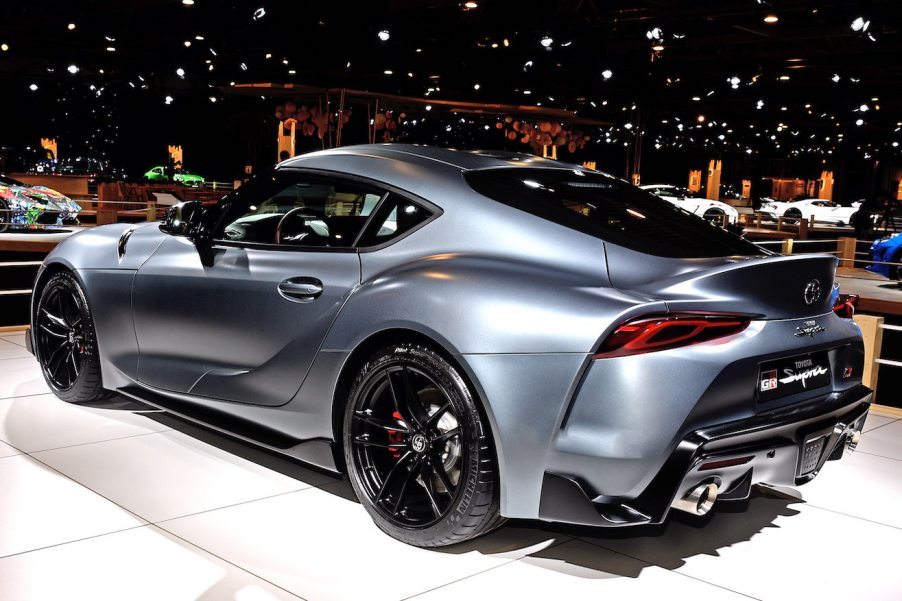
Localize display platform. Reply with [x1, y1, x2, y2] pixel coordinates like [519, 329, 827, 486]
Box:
[1, 328, 901, 600]
[0, 228, 80, 253]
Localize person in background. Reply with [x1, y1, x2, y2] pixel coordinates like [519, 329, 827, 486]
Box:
[854, 193, 883, 239]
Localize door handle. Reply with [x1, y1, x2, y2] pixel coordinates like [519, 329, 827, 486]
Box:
[278, 278, 323, 302]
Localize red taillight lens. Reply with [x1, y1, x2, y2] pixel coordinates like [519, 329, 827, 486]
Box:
[594, 313, 751, 359]
[833, 294, 858, 319]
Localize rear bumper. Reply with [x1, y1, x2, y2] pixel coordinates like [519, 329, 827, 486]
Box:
[538, 384, 871, 527]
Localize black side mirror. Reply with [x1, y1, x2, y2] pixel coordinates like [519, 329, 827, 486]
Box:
[161, 201, 203, 238]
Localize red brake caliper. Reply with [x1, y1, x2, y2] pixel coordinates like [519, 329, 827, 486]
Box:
[386, 411, 404, 458]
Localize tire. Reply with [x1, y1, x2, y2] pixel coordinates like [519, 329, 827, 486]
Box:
[702, 207, 725, 225]
[343, 343, 504, 547]
[0, 198, 10, 233]
[783, 208, 802, 225]
[34, 271, 108, 403]
[890, 249, 902, 283]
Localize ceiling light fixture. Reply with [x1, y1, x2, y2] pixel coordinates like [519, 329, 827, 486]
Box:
[763, 14, 778, 24]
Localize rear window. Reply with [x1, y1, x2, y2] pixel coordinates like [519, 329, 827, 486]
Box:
[465, 168, 761, 258]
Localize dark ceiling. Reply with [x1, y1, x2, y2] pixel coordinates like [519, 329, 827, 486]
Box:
[1, 0, 899, 184]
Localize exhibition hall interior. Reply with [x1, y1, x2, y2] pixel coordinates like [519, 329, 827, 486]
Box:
[2, 1, 902, 599]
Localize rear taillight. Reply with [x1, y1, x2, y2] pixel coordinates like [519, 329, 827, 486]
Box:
[594, 313, 751, 359]
[833, 294, 858, 319]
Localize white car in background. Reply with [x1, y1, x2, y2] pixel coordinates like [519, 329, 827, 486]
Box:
[759, 198, 861, 226]
[640, 184, 739, 224]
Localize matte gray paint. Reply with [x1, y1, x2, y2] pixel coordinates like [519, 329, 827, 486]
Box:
[34, 144, 867, 520]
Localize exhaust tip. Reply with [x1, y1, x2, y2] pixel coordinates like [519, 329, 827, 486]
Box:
[847, 429, 861, 453]
[672, 482, 718, 516]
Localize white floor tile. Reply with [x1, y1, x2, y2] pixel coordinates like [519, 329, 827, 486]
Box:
[0, 332, 27, 348]
[797, 449, 902, 528]
[0, 454, 144, 558]
[161, 486, 570, 601]
[0, 439, 21, 458]
[0, 339, 31, 360]
[0, 525, 301, 601]
[32, 430, 316, 522]
[862, 412, 897, 433]
[583, 499, 902, 601]
[856, 418, 902, 460]
[0, 357, 48, 400]
[411, 539, 752, 601]
[0, 393, 170, 453]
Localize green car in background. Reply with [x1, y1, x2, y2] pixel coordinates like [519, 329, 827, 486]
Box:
[143, 166, 205, 187]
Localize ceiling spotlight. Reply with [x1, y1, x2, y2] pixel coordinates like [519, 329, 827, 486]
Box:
[184, 40, 192, 47]
[473, 83, 480, 90]
[832, 74, 841, 83]
[28, 83, 38, 91]
[463, 1, 478, 9]
[67, 64, 79, 74]
[209, 96, 217, 103]
[855, 119, 864, 126]
[67, 23, 76, 31]
[176, 67, 186, 78]
[383, 69, 393, 75]
[652, 44, 665, 52]
[106, 46, 116, 52]
[779, 75, 790, 80]
[182, 0, 194, 5]
[646, 27, 664, 40]
[859, 104, 869, 112]
[164, 95, 174, 104]
[697, 114, 706, 123]
[763, 14, 779, 24]
[377, 30, 390, 41]
[253, 7, 266, 20]
[0, 43, 8, 52]
[851, 17, 869, 32]
[601, 69, 613, 79]
[540, 36, 553, 47]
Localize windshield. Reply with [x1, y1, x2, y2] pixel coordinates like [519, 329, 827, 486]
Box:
[465, 168, 761, 258]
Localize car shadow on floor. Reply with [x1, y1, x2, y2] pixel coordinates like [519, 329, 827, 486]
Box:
[145, 411, 804, 578]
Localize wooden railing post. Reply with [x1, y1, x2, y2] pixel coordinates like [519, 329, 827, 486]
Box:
[781, 238, 794, 255]
[147, 201, 157, 222]
[799, 217, 810, 240]
[836, 237, 856, 268]
[755, 212, 762, 228]
[854, 314, 884, 401]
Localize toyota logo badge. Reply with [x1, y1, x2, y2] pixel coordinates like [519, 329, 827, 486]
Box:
[803, 279, 822, 306]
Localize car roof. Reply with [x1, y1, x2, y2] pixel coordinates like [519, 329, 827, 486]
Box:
[281, 143, 587, 172]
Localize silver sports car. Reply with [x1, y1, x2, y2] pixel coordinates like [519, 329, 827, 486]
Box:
[28, 144, 871, 547]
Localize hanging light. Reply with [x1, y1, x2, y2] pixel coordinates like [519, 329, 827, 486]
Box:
[763, 14, 779, 24]
[67, 23, 76, 30]
[377, 30, 390, 41]
[540, 36, 553, 47]
[601, 69, 613, 79]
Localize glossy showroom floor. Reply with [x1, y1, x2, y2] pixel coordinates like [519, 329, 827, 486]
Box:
[2, 329, 902, 600]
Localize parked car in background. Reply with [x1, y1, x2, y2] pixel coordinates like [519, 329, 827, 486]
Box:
[640, 184, 739, 224]
[30, 145, 870, 548]
[0, 174, 81, 232]
[760, 198, 861, 226]
[867, 232, 902, 286]
[143, 166, 205, 187]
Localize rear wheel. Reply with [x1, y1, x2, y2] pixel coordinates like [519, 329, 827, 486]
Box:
[343, 343, 504, 547]
[783, 208, 803, 225]
[34, 272, 108, 402]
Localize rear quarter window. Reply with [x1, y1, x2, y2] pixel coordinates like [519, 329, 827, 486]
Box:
[465, 168, 761, 259]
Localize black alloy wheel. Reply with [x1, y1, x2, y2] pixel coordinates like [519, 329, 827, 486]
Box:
[344, 344, 503, 547]
[35, 272, 107, 402]
[702, 207, 726, 225]
[783, 208, 803, 225]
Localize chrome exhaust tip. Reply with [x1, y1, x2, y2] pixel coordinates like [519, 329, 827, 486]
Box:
[672, 482, 718, 516]
[846, 429, 861, 453]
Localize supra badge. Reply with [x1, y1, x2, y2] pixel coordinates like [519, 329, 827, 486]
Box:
[795, 320, 826, 338]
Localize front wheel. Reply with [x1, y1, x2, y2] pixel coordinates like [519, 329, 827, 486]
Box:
[783, 208, 803, 225]
[343, 344, 504, 547]
[34, 272, 108, 402]
[702, 207, 726, 225]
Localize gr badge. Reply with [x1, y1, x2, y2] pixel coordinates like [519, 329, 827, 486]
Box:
[760, 369, 778, 392]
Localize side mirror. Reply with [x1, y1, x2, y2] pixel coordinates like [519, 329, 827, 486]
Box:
[161, 201, 203, 237]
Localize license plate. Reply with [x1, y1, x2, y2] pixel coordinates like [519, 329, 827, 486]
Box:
[757, 351, 831, 402]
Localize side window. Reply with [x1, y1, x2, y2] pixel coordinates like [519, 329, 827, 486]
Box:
[357, 194, 433, 248]
[218, 174, 385, 247]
